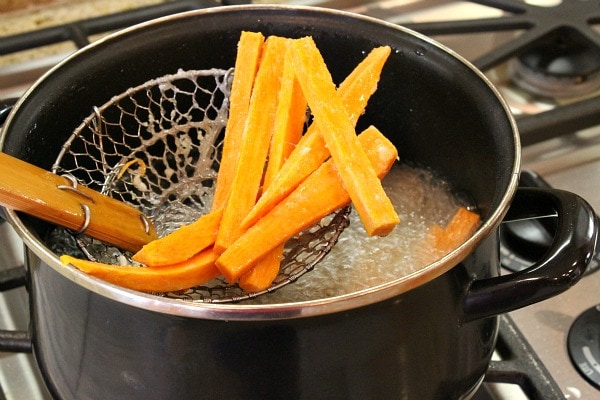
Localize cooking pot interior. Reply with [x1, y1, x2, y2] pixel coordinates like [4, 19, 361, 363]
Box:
[1, 6, 517, 256]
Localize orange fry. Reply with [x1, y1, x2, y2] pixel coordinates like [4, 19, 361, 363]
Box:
[216, 126, 398, 283]
[241, 45, 391, 230]
[61, 248, 220, 293]
[215, 36, 289, 254]
[132, 209, 222, 267]
[429, 207, 480, 254]
[212, 31, 265, 211]
[239, 44, 307, 292]
[290, 36, 399, 237]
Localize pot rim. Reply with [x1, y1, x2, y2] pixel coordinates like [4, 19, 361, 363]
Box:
[1, 4, 521, 321]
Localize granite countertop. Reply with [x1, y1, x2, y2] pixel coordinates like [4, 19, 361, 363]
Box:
[0, 0, 170, 67]
[1, 0, 171, 36]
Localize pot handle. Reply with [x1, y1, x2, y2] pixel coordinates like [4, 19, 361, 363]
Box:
[462, 187, 598, 322]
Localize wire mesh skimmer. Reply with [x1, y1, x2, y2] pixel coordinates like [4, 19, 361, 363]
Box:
[49, 68, 350, 303]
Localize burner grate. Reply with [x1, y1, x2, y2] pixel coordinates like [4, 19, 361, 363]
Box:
[397, 0, 600, 145]
[485, 314, 564, 399]
[401, 0, 600, 70]
[2, 1, 600, 144]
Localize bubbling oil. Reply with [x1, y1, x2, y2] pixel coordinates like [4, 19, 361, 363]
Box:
[245, 162, 472, 304]
[47, 160, 475, 304]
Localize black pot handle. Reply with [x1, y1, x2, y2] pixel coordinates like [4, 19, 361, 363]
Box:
[462, 187, 598, 322]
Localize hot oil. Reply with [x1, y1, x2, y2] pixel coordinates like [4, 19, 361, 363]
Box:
[46, 159, 473, 303]
[246, 162, 470, 304]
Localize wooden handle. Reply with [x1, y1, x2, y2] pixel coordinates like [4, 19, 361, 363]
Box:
[0, 152, 157, 253]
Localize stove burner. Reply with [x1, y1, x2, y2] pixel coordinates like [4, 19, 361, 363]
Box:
[510, 29, 600, 98]
[567, 305, 600, 390]
[396, 0, 600, 144]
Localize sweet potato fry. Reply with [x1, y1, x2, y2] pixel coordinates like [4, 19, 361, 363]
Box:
[238, 246, 284, 292]
[132, 209, 223, 267]
[214, 36, 289, 254]
[241, 45, 391, 230]
[61, 248, 220, 293]
[262, 44, 307, 188]
[216, 125, 398, 283]
[429, 207, 480, 254]
[290, 36, 399, 237]
[212, 31, 265, 211]
[239, 44, 306, 292]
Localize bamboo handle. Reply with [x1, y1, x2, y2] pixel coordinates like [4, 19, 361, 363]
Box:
[0, 152, 157, 253]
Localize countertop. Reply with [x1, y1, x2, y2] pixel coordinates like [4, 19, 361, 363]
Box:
[0, 0, 170, 67]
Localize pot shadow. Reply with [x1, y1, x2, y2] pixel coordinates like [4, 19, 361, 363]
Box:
[532, 309, 573, 332]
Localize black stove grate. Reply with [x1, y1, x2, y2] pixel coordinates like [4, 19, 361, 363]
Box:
[485, 314, 565, 399]
[397, 0, 600, 145]
[2, 1, 599, 144]
[400, 0, 600, 70]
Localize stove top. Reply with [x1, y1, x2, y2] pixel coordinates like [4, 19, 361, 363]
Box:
[1, 1, 599, 399]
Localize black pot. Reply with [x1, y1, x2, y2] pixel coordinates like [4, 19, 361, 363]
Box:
[0, 5, 597, 400]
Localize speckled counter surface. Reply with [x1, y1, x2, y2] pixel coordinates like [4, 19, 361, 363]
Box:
[1, 0, 171, 36]
[0, 0, 170, 66]
[0, 0, 183, 98]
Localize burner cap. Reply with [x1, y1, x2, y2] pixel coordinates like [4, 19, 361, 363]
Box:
[568, 305, 600, 389]
[510, 29, 600, 98]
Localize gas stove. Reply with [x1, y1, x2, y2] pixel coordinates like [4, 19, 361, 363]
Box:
[0, 1, 599, 399]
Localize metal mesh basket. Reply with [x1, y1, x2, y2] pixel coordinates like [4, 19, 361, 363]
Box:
[49, 68, 350, 303]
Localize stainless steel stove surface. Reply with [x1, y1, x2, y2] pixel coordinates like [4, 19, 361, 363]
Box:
[1, 1, 599, 399]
